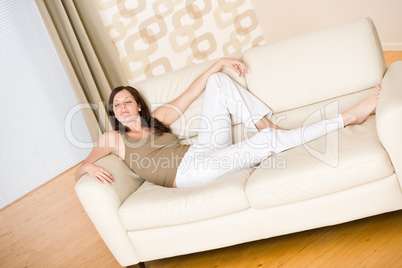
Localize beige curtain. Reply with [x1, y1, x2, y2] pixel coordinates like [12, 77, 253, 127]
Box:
[35, 0, 128, 142]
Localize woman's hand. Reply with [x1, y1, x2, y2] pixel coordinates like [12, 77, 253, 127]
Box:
[83, 163, 115, 185]
[74, 131, 118, 185]
[215, 58, 248, 77]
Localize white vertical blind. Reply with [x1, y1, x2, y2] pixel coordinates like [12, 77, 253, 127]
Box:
[0, 0, 93, 209]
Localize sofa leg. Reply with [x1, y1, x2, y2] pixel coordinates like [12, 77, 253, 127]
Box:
[127, 262, 146, 268]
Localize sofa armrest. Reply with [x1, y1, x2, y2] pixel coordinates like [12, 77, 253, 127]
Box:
[75, 154, 144, 266]
[376, 61, 402, 188]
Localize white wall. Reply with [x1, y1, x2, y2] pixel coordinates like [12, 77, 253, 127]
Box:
[251, 0, 402, 50]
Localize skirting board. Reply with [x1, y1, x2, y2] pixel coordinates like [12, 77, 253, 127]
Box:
[382, 43, 402, 51]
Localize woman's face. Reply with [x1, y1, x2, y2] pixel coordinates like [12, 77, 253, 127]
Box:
[112, 89, 141, 124]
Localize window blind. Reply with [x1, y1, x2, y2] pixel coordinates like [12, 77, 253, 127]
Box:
[0, 0, 92, 209]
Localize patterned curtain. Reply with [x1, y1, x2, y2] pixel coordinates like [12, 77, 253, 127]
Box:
[95, 0, 265, 83]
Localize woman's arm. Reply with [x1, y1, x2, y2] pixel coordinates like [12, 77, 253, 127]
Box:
[153, 58, 247, 126]
[74, 131, 119, 185]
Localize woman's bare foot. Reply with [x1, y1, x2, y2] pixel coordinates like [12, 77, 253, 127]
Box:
[342, 84, 381, 126]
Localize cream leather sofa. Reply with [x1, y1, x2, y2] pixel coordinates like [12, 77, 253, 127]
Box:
[75, 17, 402, 267]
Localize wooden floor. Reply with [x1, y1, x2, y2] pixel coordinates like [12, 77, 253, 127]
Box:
[1, 51, 402, 268]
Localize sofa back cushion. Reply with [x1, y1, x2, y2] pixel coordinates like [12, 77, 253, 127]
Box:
[243, 17, 386, 114]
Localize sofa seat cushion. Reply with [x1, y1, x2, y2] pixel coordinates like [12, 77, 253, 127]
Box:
[245, 116, 395, 209]
[119, 169, 253, 231]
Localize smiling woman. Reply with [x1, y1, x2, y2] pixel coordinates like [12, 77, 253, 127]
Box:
[75, 55, 381, 190]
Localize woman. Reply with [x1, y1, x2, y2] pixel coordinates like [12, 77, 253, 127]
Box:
[75, 58, 381, 188]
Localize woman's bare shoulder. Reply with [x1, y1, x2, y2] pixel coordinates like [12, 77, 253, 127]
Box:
[96, 130, 121, 148]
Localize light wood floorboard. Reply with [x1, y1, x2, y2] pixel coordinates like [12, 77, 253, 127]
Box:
[1, 51, 402, 268]
[384, 51, 402, 67]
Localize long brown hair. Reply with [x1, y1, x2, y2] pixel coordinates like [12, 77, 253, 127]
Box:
[108, 86, 171, 135]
